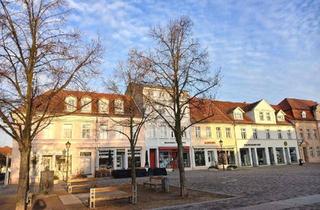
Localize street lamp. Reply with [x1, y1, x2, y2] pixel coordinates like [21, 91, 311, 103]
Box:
[219, 139, 225, 171]
[65, 141, 71, 183]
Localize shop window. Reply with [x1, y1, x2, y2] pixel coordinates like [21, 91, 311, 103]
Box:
[257, 148, 267, 165]
[289, 147, 298, 163]
[240, 148, 251, 166]
[276, 148, 285, 164]
[159, 151, 172, 169]
[309, 147, 314, 157]
[128, 149, 141, 168]
[252, 129, 258, 139]
[194, 149, 205, 166]
[183, 152, 190, 167]
[99, 150, 114, 169]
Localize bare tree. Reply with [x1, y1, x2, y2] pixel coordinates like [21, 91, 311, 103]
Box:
[0, 0, 102, 209]
[105, 51, 153, 204]
[133, 17, 220, 197]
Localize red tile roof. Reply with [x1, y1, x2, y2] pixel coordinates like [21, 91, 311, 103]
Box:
[0, 146, 12, 156]
[35, 90, 141, 118]
[278, 98, 318, 121]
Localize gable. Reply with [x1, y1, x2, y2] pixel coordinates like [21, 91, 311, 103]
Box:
[252, 99, 275, 112]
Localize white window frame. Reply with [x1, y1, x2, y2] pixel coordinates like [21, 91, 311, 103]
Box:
[206, 127, 212, 138]
[252, 128, 258, 139]
[259, 112, 264, 121]
[82, 124, 91, 139]
[277, 130, 282, 139]
[195, 126, 201, 138]
[65, 96, 76, 112]
[114, 99, 124, 114]
[266, 112, 271, 121]
[99, 99, 109, 113]
[266, 129, 271, 139]
[81, 97, 91, 113]
[99, 124, 108, 139]
[241, 128, 247, 139]
[226, 128, 231, 138]
[63, 124, 72, 139]
[216, 127, 221, 138]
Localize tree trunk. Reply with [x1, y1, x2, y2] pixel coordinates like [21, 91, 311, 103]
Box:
[177, 138, 187, 197]
[130, 144, 137, 204]
[16, 146, 31, 210]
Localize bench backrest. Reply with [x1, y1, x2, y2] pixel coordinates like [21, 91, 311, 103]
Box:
[68, 177, 96, 184]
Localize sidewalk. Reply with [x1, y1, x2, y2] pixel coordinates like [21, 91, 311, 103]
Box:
[232, 194, 320, 210]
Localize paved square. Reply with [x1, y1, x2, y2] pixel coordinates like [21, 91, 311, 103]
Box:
[165, 164, 320, 209]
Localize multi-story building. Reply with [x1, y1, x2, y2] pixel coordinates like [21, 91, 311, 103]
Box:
[127, 83, 192, 170]
[278, 98, 320, 163]
[11, 90, 146, 183]
[214, 99, 299, 167]
[190, 99, 237, 169]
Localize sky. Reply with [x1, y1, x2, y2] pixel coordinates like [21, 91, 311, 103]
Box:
[1, 0, 320, 147]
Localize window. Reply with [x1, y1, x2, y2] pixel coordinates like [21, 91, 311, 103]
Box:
[277, 114, 284, 121]
[299, 129, 304, 139]
[114, 99, 124, 114]
[160, 125, 167, 138]
[287, 130, 292, 139]
[216, 127, 221, 138]
[150, 125, 156, 138]
[301, 111, 306, 119]
[266, 112, 271, 121]
[99, 99, 109, 113]
[277, 130, 282, 139]
[99, 125, 108, 139]
[241, 128, 247, 139]
[63, 124, 72, 139]
[317, 147, 320, 157]
[266, 129, 270, 139]
[65, 96, 76, 112]
[307, 129, 311, 139]
[314, 129, 318, 139]
[252, 129, 258, 139]
[114, 125, 124, 138]
[195, 126, 201, 138]
[259, 112, 264, 121]
[206, 127, 212, 138]
[289, 147, 298, 163]
[82, 124, 90, 138]
[81, 97, 91, 112]
[226, 128, 231, 138]
[234, 112, 243, 120]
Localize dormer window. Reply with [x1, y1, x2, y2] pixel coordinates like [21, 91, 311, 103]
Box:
[259, 112, 264, 121]
[81, 97, 91, 113]
[114, 99, 124, 114]
[234, 112, 243, 120]
[65, 96, 77, 112]
[277, 114, 284, 121]
[301, 111, 306, 119]
[99, 99, 109, 113]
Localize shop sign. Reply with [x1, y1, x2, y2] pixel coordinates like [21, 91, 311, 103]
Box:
[244, 143, 261, 146]
[204, 141, 215, 144]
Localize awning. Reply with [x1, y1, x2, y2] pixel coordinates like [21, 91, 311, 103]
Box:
[158, 146, 189, 152]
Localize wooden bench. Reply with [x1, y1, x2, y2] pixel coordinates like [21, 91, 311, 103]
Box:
[89, 185, 132, 209]
[143, 176, 169, 192]
[67, 177, 97, 193]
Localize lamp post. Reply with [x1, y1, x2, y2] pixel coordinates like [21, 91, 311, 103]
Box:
[219, 139, 225, 171]
[65, 141, 71, 183]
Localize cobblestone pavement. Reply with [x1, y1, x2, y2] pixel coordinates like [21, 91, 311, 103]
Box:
[165, 164, 320, 210]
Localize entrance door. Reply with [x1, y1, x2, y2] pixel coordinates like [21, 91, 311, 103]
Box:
[80, 152, 91, 174]
[171, 152, 178, 169]
[116, 150, 125, 169]
[150, 149, 156, 168]
[251, 148, 257, 166]
[207, 151, 216, 166]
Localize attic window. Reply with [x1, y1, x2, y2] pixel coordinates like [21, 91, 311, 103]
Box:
[81, 97, 91, 113]
[301, 111, 306, 119]
[65, 96, 76, 112]
[99, 99, 109, 113]
[234, 112, 243, 120]
[114, 99, 124, 114]
[277, 114, 284, 121]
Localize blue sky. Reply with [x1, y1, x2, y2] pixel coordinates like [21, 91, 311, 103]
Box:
[1, 0, 319, 146]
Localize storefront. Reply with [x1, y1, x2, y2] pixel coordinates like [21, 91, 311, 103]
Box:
[237, 141, 299, 167]
[158, 147, 190, 169]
